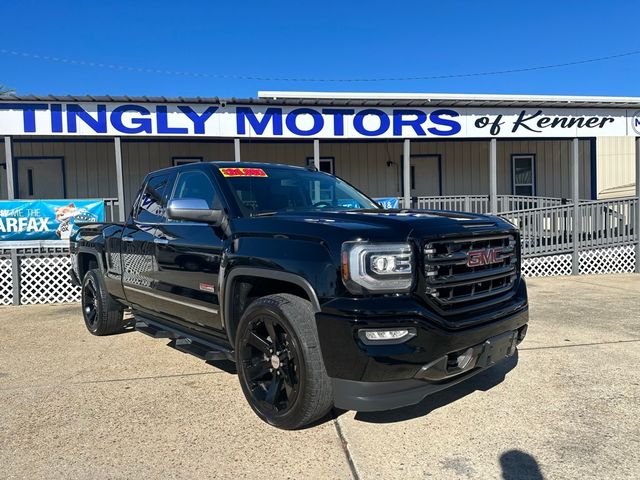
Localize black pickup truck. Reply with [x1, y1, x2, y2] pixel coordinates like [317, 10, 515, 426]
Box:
[70, 162, 528, 429]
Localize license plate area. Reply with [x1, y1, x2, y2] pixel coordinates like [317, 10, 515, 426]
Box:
[476, 330, 518, 368]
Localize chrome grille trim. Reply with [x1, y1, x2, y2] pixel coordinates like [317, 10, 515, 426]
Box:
[423, 234, 518, 314]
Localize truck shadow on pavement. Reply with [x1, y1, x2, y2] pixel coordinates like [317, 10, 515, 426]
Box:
[350, 350, 519, 424]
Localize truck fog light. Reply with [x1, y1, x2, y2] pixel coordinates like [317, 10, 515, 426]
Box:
[358, 327, 417, 345]
[456, 348, 474, 369]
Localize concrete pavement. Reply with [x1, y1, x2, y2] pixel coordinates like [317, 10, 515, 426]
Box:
[1, 274, 639, 479]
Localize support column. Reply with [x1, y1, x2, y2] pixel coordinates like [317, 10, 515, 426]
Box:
[571, 138, 580, 275]
[636, 137, 640, 273]
[114, 137, 126, 222]
[489, 138, 497, 214]
[403, 139, 411, 209]
[4, 136, 15, 199]
[10, 250, 20, 305]
[313, 139, 320, 170]
[5, 136, 19, 304]
[234, 138, 241, 162]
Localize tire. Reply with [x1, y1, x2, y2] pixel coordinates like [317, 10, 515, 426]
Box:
[235, 294, 333, 430]
[81, 269, 125, 336]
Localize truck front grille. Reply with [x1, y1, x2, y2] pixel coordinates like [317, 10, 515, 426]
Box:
[423, 234, 518, 315]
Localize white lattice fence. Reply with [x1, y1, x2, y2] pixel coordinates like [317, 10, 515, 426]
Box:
[522, 254, 572, 277]
[0, 256, 13, 305]
[20, 256, 80, 304]
[579, 245, 636, 275]
[523, 245, 637, 277]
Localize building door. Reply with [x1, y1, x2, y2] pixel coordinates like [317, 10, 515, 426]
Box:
[17, 157, 65, 199]
[410, 154, 441, 196]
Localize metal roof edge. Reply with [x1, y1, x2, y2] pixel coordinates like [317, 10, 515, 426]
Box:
[258, 90, 640, 104]
[2, 91, 640, 108]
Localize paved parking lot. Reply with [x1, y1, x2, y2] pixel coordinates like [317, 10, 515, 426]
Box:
[1, 274, 639, 479]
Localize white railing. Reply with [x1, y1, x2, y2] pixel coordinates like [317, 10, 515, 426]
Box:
[415, 195, 489, 213]
[104, 198, 120, 222]
[398, 195, 568, 213]
[498, 195, 567, 212]
[501, 198, 638, 258]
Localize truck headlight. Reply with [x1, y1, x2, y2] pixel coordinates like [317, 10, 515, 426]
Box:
[341, 242, 413, 294]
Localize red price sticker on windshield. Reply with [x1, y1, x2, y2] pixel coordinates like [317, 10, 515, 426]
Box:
[219, 167, 268, 177]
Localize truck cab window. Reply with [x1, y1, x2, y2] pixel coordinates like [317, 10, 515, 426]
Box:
[135, 174, 170, 223]
[171, 170, 218, 209]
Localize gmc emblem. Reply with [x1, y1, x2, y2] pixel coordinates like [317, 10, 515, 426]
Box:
[466, 247, 504, 267]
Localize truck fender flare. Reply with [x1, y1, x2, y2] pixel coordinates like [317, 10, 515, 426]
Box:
[221, 267, 321, 334]
[76, 247, 105, 274]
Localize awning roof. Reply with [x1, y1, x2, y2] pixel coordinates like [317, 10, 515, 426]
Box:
[2, 91, 640, 109]
[257, 91, 640, 109]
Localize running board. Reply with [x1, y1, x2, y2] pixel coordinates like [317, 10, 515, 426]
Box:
[135, 321, 181, 339]
[169, 338, 230, 362]
[134, 316, 234, 362]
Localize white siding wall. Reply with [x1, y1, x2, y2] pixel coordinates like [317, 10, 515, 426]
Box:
[596, 136, 636, 198]
[239, 141, 405, 198]
[10, 139, 118, 200]
[497, 139, 591, 199]
[239, 139, 591, 199]
[240, 141, 313, 167]
[4, 139, 234, 212]
[412, 141, 490, 195]
[354, 139, 590, 199]
[321, 142, 403, 197]
[0, 137, 596, 206]
[121, 140, 234, 211]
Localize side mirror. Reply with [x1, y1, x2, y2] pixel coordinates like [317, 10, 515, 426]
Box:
[167, 198, 223, 225]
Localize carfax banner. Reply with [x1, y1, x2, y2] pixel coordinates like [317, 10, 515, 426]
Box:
[0, 199, 104, 241]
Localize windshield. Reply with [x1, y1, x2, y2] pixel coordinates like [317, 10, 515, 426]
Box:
[220, 166, 379, 216]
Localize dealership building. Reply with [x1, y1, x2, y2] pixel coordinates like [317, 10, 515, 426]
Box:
[0, 91, 639, 304]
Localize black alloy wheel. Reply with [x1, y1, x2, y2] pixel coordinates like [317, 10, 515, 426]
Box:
[235, 294, 333, 429]
[82, 274, 100, 330]
[81, 269, 125, 336]
[239, 315, 301, 414]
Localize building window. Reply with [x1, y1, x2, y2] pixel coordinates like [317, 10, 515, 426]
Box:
[306, 157, 335, 174]
[512, 154, 535, 196]
[172, 157, 203, 166]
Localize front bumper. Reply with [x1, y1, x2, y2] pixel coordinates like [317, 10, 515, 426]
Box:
[316, 279, 528, 411]
[330, 325, 526, 411]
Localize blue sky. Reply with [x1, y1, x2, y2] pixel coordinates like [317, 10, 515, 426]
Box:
[2, 1, 640, 98]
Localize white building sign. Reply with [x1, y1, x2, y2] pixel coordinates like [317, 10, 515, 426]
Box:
[0, 102, 635, 138]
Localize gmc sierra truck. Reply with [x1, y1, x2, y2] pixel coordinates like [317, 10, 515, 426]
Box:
[70, 162, 529, 429]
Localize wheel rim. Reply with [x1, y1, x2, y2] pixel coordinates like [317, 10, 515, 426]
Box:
[239, 315, 301, 415]
[82, 278, 99, 328]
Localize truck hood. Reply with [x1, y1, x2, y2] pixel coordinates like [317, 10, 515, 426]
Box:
[232, 209, 516, 244]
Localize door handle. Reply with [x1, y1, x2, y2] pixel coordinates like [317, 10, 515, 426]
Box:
[122, 236, 134, 242]
[153, 238, 169, 245]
